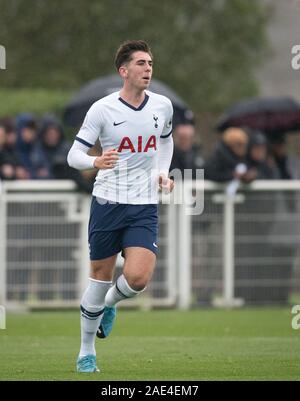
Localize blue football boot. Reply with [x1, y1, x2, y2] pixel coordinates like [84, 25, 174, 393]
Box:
[96, 306, 116, 339]
[76, 355, 100, 373]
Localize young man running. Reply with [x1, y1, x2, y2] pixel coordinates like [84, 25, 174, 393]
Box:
[67, 40, 174, 373]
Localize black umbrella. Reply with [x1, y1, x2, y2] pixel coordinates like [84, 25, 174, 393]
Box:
[216, 97, 300, 135]
[64, 74, 194, 127]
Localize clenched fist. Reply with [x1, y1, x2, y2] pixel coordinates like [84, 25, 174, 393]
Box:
[159, 174, 174, 194]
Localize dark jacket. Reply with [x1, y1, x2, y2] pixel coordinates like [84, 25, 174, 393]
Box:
[2, 144, 23, 167]
[0, 146, 23, 180]
[204, 142, 246, 182]
[170, 144, 204, 180]
[246, 158, 276, 180]
[16, 113, 51, 179]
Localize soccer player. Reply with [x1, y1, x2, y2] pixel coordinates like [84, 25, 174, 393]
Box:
[67, 40, 174, 373]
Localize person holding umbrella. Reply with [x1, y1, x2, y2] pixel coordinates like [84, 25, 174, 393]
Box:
[269, 133, 300, 180]
[246, 130, 276, 180]
[67, 40, 174, 373]
[216, 98, 300, 304]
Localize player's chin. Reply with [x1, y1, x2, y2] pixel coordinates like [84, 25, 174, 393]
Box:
[141, 79, 151, 89]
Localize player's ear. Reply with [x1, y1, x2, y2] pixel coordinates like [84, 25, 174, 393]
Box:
[119, 66, 128, 79]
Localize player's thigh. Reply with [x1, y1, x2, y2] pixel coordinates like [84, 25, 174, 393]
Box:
[89, 229, 124, 280]
[90, 254, 118, 281]
[123, 247, 156, 288]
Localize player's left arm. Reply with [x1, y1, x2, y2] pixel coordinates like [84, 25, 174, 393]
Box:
[158, 99, 174, 193]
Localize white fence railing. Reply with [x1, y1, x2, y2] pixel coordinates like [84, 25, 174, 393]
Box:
[0, 180, 175, 309]
[0, 180, 300, 309]
[181, 180, 300, 308]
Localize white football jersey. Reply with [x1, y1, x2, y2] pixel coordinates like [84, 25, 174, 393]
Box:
[76, 90, 173, 204]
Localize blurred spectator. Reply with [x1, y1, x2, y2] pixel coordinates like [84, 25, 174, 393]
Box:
[204, 127, 256, 183]
[0, 122, 19, 180]
[246, 130, 276, 179]
[39, 115, 93, 192]
[0, 117, 28, 179]
[16, 113, 51, 179]
[270, 134, 300, 179]
[0, 123, 12, 179]
[39, 115, 69, 178]
[170, 123, 204, 179]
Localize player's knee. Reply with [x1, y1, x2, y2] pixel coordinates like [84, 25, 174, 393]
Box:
[90, 264, 113, 281]
[127, 276, 148, 292]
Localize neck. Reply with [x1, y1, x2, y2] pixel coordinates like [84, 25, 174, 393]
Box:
[119, 83, 145, 107]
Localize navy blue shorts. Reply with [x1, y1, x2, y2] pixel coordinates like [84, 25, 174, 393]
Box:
[88, 197, 158, 260]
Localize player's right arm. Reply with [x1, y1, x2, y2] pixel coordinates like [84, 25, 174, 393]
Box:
[67, 103, 118, 170]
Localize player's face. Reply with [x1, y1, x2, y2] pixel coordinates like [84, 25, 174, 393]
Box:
[122, 51, 153, 90]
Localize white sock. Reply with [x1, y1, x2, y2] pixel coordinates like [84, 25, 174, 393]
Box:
[79, 278, 112, 357]
[104, 274, 145, 307]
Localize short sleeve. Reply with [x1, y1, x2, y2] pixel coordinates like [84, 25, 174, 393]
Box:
[160, 99, 173, 139]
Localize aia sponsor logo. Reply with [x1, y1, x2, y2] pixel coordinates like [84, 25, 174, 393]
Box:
[117, 135, 156, 152]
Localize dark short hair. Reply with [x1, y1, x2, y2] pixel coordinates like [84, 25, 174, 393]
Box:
[23, 120, 37, 130]
[115, 40, 153, 71]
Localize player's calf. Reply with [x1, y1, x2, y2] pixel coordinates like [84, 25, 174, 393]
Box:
[104, 274, 146, 307]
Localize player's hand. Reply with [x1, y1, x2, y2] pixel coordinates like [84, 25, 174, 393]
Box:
[93, 149, 119, 170]
[158, 174, 174, 194]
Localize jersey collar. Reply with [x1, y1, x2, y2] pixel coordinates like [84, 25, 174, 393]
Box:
[118, 93, 149, 111]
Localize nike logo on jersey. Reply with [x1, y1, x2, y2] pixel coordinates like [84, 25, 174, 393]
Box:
[153, 242, 158, 248]
[113, 121, 126, 126]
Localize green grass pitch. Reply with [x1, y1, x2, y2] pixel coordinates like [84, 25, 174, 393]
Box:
[0, 308, 299, 381]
